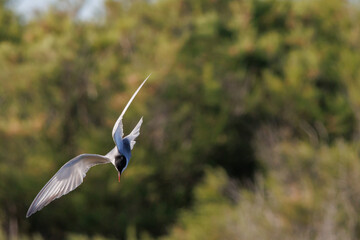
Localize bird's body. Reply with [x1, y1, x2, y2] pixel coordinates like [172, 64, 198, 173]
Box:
[26, 75, 150, 218]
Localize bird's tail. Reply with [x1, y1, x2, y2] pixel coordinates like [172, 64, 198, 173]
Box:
[125, 117, 143, 150]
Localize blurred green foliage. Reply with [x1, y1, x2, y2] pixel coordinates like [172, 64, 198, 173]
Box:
[1, 0, 360, 239]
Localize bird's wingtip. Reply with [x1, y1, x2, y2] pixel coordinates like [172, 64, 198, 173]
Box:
[26, 206, 36, 218]
[143, 73, 151, 83]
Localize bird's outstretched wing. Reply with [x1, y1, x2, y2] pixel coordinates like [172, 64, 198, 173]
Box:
[112, 74, 150, 146]
[125, 117, 143, 150]
[26, 154, 110, 218]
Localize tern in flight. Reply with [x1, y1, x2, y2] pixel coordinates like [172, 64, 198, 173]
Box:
[26, 74, 150, 218]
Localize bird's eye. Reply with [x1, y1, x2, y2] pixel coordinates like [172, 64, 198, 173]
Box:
[115, 155, 127, 173]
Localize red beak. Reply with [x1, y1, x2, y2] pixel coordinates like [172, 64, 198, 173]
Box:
[118, 172, 121, 182]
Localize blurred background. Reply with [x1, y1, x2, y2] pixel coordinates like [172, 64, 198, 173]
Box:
[1, 0, 360, 239]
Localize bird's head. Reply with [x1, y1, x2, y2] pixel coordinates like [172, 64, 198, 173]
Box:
[115, 154, 128, 182]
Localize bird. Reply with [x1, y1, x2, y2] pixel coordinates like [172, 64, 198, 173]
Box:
[26, 74, 150, 218]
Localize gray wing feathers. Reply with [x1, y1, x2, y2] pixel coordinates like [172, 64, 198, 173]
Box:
[111, 74, 150, 143]
[113, 118, 124, 142]
[26, 154, 110, 218]
[126, 117, 143, 150]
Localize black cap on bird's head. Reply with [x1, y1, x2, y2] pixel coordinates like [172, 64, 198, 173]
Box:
[115, 155, 127, 173]
[115, 154, 128, 182]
